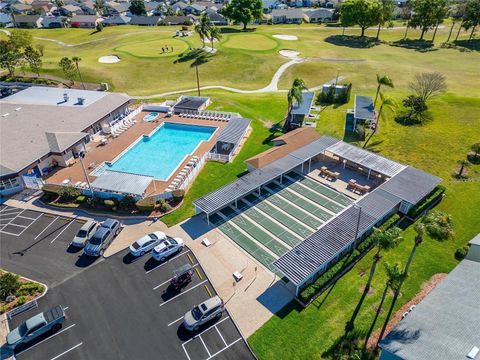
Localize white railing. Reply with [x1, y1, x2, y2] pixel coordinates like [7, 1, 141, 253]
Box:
[178, 154, 207, 190]
[177, 110, 241, 121]
[206, 152, 231, 163]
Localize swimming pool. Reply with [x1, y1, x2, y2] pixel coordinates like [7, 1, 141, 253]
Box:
[107, 122, 216, 180]
[143, 112, 159, 122]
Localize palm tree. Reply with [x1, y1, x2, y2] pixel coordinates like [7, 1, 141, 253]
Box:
[347, 227, 402, 330]
[364, 262, 406, 348]
[94, 0, 105, 15]
[376, 0, 395, 40]
[284, 78, 307, 131]
[363, 93, 396, 149]
[457, 159, 471, 177]
[374, 74, 394, 108]
[209, 26, 222, 50]
[375, 224, 425, 350]
[195, 14, 212, 49]
[72, 56, 85, 90]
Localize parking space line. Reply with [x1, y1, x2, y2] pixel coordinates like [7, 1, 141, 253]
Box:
[153, 263, 199, 290]
[49, 342, 83, 360]
[16, 324, 76, 357]
[145, 250, 191, 274]
[16, 214, 42, 221]
[199, 335, 212, 357]
[215, 326, 228, 347]
[181, 343, 191, 360]
[206, 338, 243, 360]
[159, 280, 208, 307]
[0, 229, 23, 236]
[0, 210, 22, 216]
[204, 285, 212, 297]
[195, 268, 203, 280]
[182, 317, 230, 346]
[167, 315, 185, 327]
[34, 216, 59, 239]
[6, 223, 28, 229]
[50, 218, 76, 244]
[17, 213, 44, 237]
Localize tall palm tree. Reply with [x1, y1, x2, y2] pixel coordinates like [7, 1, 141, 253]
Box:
[209, 26, 222, 50]
[195, 14, 212, 49]
[347, 227, 402, 330]
[364, 262, 406, 348]
[72, 56, 85, 90]
[457, 159, 471, 177]
[363, 93, 397, 149]
[376, 0, 395, 40]
[284, 78, 307, 131]
[374, 74, 394, 108]
[375, 224, 425, 350]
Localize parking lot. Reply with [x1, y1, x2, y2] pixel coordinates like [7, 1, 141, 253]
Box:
[2, 206, 254, 360]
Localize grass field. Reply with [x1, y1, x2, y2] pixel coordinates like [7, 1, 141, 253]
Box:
[5, 23, 480, 360]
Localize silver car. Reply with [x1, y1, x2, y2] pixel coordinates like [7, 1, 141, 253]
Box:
[70, 220, 98, 248]
[183, 296, 224, 331]
[129, 231, 166, 257]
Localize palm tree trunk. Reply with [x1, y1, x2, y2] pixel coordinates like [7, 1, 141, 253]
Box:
[447, 20, 455, 42]
[432, 23, 439, 42]
[210, 38, 213, 50]
[469, 26, 476, 41]
[75, 63, 85, 90]
[363, 104, 381, 149]
[364, 280, 389, 348]
[243, 22, 247, 31]
[455, 21, 463, 41]
[459, 164, 465, 176]
[404, 21, 409, 39]
[420, 27, 426, 40]
[374, 84, 381, 108]
[361, 27, 366, 37]
[376, 24, 381, 40]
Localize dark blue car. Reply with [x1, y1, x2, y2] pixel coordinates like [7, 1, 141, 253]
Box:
[83, 219, 121, 257]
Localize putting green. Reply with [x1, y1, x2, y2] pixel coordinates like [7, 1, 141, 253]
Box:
[223, 34, 277, 51]
[115, 38, 188, 58]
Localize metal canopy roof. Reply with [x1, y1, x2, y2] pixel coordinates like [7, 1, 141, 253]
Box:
[216, 117, 250, 145]
[379, 166, 442, 205]
[354, 95, 375, 120]
[91, 170, 153, 196]
[326, 141, 405, 178]
[274, 188, 402, 286]
[291, 92, 315, 116]
[193, 136, 339, 214]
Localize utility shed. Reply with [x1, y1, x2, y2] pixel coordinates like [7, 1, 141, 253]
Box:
[91, 170, 153, 198]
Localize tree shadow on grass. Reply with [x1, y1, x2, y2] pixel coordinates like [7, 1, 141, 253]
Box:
[174, 48, 213, 67]
[325, 35, 380, 48]
[323, 328, 374, 360]
[389, 39, 437, 53]
[363, 140, 384, 153]
[219, 27, 256, 34]
[450, 39, 480, 52]
[394, 111, 433, 126]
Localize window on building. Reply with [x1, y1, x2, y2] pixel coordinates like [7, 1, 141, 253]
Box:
[0, 177, 20, 190]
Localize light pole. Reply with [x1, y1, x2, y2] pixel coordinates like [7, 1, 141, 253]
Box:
[195, 61, 201, 96]
[335, 68, 340, 87]
[78, 151, 94, 198]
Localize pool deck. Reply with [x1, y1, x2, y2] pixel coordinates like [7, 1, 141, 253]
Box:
[45, 112, 228, 195]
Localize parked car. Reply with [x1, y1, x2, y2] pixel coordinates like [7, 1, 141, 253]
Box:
[151, 237, 184, 262]
[6, 306, 65, 350]
[183, 296, 224, 331]
[100, 218, 121, 236]
[129, 231, 167, 257]
[70, 220, 98, 248]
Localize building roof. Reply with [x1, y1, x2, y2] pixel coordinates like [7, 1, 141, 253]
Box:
[194, 135, 339, 214]
[379, 166, 442, 204]
[70, 14, 99, 22]
[174, 96, 209, 111]
[0, 87, 130, 177]
[91, 170, 153, 196]
[103, 15, 131, 24]
[274, 187, 401, 286]
[379, 258, 480, 360]
[61, 4, 81, 12]
[13, 14, 41, 23]
[129, 15, 160, 25]
[160, 15, 193, 24]
[470, 233, 480, 246]
[326, 141, 406, 178]
[305, 8, 334, 17]
[216, 118, 250, 145]
[291, 91, 315, 116]
[271, 8, 304, 18]
[245, 128, 321, 169]
[45, 132, 88, 153]
[354, 95, 375, 121]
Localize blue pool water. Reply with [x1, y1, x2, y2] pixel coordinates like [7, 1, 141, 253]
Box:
[108, 122, 216, 180]
[143, 112, 159, 122]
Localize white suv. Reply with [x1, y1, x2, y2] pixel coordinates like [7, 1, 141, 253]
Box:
[183, 296, 225, 331]
[151, 237, 184, 262]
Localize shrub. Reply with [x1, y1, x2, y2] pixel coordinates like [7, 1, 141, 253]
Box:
[59, 186, 81, 202]
[0, 272, 21, 301]
[76, 195, 86, 203]
[408, 185, 445, 218]
[119, 195, 136, 211]
[104, 199, 115, 208]
[172, 189, 185, 202]
[455, 246, 469, 261]
[16, 282, 44, 297]
[421, 210, 454, 240]
[157, 199, 171, 213]
[378, 214, 401, 231]
[16, 296, 27, 306]
[136, 197, 156, 212]
[87, 196, 103, 208]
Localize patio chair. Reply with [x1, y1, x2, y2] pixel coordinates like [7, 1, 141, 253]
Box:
[74, 181, 82, 187]
[80, 182, 87, 188]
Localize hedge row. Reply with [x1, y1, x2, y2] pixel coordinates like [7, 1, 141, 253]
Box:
[407, 185, 446, 219]
[299, 212, 401, 303]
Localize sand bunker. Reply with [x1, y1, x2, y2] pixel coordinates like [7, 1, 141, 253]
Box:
[279, 49, 300, 58]
[98, 55, 120, 64]
[273, 34, 298, 41]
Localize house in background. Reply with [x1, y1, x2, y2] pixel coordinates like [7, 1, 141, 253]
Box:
[286, 91, 315, 128]
[60, 4, 83, 16]
[206, 11, 227, 25]
[102, 14, 131, 26]
[160, 15, 194, 26]
[11, 3, 33, 14]
[349, 95, 375, 132]
[42, 15, 67, 28]
[271, 8, 305, 24]
[129, 15, 160, 26]
[0, 13, 13, 27]
[12, 14, 43, 27]
[379, 233, 480, 360]
[70, 14, 100, 28]
[304, 8, 334, 23]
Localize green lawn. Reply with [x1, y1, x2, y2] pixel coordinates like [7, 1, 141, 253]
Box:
[7, 23, 480, 360]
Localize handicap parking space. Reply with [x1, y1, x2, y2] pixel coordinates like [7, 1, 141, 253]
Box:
[6, 242, 254, 360]
[0, 206, 96, 287]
